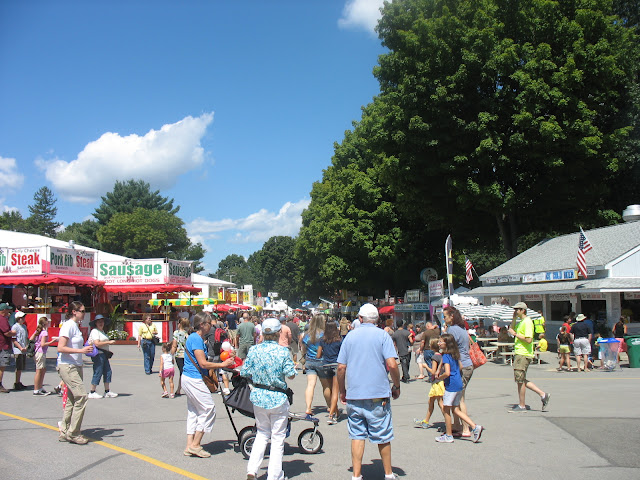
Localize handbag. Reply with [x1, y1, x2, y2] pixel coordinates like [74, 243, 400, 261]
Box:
[185, 347, 219, 393]
[144, 324, 160, 345]
[84, 340, 99, 357]
[97, 346, 114, 359]
[468, 338, 487, 369]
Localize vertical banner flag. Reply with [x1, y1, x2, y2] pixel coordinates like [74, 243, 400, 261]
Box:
[576, 227, 593, 278]
[445, 235, 453, 297]
[465, 256, 474, 284]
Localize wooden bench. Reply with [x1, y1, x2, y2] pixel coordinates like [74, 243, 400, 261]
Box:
[499, 351, 516, 364]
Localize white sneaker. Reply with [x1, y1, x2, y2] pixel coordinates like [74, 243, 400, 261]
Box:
[104, 391, 118, 398]
[88, 392, 103, 399]
[222, 387, 230, 395]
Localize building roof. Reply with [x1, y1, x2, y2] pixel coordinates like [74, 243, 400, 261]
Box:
[467, 277, 640, 296]
[480, 222, 640, 279]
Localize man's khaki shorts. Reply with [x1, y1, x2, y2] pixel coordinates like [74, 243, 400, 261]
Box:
[513, 354, 532, 383]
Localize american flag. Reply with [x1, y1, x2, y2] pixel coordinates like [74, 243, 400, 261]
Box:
[465, 256, 474, 283]
[576, 227, 593, 277]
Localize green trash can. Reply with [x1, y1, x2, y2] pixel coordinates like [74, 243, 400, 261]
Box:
[625, 335, 640, 368]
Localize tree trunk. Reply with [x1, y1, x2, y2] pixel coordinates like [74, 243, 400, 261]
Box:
[495, 212, 518, 259]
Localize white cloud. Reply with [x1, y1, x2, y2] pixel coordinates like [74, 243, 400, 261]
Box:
[0, 156, 25, 190]
[188, 198, 311, 245]
[338, 0, 384, 33]
[36, 113, 214, 203]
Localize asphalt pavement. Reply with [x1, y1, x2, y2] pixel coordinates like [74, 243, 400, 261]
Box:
[1, 346, 639, 480]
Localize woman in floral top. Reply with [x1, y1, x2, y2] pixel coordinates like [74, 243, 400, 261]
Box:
[171, 317, 190, 396]
[241, 317, 296, 480]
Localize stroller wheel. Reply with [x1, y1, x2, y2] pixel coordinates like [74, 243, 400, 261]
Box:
[240, 429, 256, 459]
[298, 428, 323, 454]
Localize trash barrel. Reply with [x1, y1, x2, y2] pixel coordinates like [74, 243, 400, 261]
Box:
[625, 335, 640, 368]
[598, 338, 620, 371]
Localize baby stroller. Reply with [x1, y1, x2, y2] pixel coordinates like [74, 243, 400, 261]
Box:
[221, 370, 324, 459]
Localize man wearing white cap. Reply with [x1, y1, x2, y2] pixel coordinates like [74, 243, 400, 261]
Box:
[337, 303, 400, 480]
[0, 304, 17, 393]
[508, 302, 551, 412]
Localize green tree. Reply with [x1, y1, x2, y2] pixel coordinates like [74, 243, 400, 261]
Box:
[174, 241, 206, 273]
[93, 179, 179, 226]
[25, 186, 60, 237]
[214, 254, 254, 287]
[56, 220, 101, 249]
[0, 210, 24, 232]
[96, 208, 190, 258]
[247, 236, 300, 302]
[374, 0, 639, 258]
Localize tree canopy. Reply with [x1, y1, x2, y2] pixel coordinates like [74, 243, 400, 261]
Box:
[25, 186, 60, 237]
[248, 236, 300, 301]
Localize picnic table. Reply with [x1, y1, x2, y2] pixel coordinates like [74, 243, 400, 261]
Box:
[490, 341, 541, 365]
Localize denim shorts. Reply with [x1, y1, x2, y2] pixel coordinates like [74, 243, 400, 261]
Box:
[346, 398, 394, 444]
[317, 363, 337, 379]
[304, 357, 324, 376]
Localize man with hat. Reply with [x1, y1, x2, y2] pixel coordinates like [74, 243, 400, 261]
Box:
[337, 303, 400, 480]
[241, 317, 296, 480]
[0, 303, 17, 393]
[11, 308, 29, 390]
[508, 302, 551, 412]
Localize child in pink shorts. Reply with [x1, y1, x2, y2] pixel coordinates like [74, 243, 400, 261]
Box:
[159, 343, 175, 398]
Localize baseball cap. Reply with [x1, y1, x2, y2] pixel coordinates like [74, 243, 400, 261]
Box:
[15, 311, 26, 318]
[358, 303, 379, 319]
[262, 317, 281, 334]
[513, 302, 528, 310]
[0, 303, 12, 311]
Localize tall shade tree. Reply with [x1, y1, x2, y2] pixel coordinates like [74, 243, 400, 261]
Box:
[93, 179, 179, 226]
[96, 208, 190, 258]
[374, 0, 640, 258]
[0, 210, 24, 232]
[214, 254, 254, 287]
[56, 220, 101, 249]
[247, 236, 300, 302]
[25, 186, 60, 237]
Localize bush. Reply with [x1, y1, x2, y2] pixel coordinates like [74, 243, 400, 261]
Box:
[107, 330, 129, 341]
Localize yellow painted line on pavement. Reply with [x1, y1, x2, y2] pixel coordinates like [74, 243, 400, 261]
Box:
[0, 410, 209, 480]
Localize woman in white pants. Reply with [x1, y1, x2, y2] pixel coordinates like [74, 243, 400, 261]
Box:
[182, 312, 233, 457]
[241, 317, 296, 480]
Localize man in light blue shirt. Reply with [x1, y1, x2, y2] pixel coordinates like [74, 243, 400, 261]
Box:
[338, 304, 400, 480]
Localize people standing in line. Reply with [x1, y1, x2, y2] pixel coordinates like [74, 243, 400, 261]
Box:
[137, 314, 158, 375]
[442, 306, 473, 437]
[159, 342, 175, 398]
[286, 316, 301, 369]
[171, 317, 190, 396]
[88, 315, 118, 399]
[572, 314, 593, 372]
[392, 320, 413, 383]
[57, 301, 94, 445]
[337, 304, 400, 480]
[241, 317, 296, 480]
[10, 310, 28, 390]
[316, 320, 343, 425]
[237, 314, 256, 360]
[30, 316, 58, 396]
[556, 326, 573, 371]
[301, 314, 328, 419]
[434, 334, 484, 443]
[0, 303, 16, 393]
[182, 312, 233, 458]
[226, 309, 238, 348]
[414, 337, 445, 429]
[508, 302, 551, 412]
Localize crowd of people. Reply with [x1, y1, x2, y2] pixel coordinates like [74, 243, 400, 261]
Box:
[0, 299, 578, 479]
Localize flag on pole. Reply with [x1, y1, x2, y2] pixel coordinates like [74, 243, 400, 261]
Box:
[465, 256, 474, 284]
[576, 227, 593, 277]
[445, 235, 453, 297]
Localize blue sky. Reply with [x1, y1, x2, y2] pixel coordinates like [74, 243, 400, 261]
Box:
[0, 0, 386, 274]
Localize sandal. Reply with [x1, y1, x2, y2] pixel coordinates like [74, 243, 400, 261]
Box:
[161, 391, 169, 398]
[416, 375, 425, 379]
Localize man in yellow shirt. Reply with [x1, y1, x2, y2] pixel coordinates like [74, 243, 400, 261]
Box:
[508, 302, 550, 413]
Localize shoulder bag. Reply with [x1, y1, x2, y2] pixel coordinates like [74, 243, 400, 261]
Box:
[185, 347, 219, 393]
[468, 336, 487, 369]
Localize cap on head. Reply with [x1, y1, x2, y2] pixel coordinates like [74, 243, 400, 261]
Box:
[513, 302, 528, 310]
[262, 317, 281, 334]
[576, 313, 587, 321]
[358, 303, 379, 320]
[15, 311, 26, 318]
[0, 303, 11, 311]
